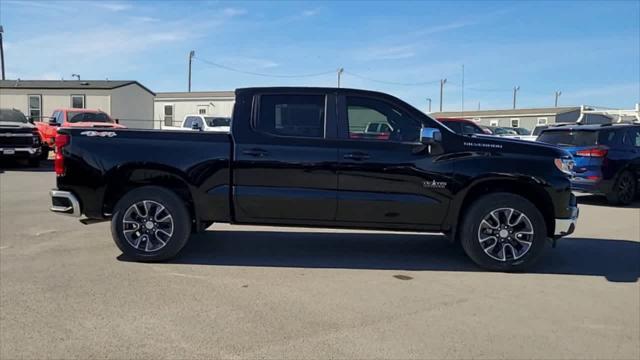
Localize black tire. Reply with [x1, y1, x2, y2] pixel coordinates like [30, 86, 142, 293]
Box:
[459, 192, 548, 272]
[605, 170, 636, 206]
[39, 147, 50, 160]
[111, 186, 192, 262]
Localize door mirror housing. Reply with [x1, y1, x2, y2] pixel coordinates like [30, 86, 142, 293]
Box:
[191, 122, 203, 131]
[48, 117, 59, 126]
[420, 128, 442, 145]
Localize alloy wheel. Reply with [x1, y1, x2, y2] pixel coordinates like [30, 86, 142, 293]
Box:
[477, 208, 534, 262]
[122, 200, 174, 252]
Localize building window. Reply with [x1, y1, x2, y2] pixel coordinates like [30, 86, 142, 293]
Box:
[28, 95, 42, 121]
[198, 108, 207, 115]
[489, 119, 499, 127]
[71, 95, 85, 109]
[537, 117, 548, 125]
[511, 118, 520, 128]
[163, 105, 174, 126]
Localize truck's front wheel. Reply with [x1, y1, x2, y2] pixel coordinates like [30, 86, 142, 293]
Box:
[459, 193, 547, 272]
[111, 186, 192, 262]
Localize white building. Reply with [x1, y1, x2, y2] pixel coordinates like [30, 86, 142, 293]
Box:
[0, 80, 156, 129]
[154, 91, 235, 128]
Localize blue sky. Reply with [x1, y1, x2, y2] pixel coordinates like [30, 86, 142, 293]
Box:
[1, 0, 639, 111]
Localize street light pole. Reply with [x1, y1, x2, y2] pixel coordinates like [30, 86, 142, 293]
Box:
[555, 90, 562, 107]
[337, 68, 344, 88]
[188, 50, 195, 92]
[426, 98, 432, 113]
[439, 78, 447, 112]
[512, 85, 520, 109]
[0, 26, 5, 81]
[71, 74, 80, 80]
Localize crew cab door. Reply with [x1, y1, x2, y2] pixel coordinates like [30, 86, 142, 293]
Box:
[335, 94, 452, 227]
[232, 92, 339, 223]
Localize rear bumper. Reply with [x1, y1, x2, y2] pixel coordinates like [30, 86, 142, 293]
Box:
[50, 190, 81, 217]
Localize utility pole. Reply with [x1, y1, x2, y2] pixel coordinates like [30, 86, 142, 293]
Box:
[554, 90, 562, 107]
[512, 86, 520, 109]
[188, 50, 195, 92]
[477, 102, 481, 110]
[461, 65, 465, 113]
[337, 68, 344, 88]
[426, 98, 432, 113]
[0, 26, 5, 81]
[71, 74, 80, 80]
[439, 78, 447, 112]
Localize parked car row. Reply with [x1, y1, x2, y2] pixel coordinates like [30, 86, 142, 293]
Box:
[162, 114, 231, 132]
[0, 108, 124, 165]
[437, 116, 640, 205]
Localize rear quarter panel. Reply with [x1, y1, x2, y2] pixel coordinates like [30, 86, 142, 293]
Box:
[57, 128, 232, 221]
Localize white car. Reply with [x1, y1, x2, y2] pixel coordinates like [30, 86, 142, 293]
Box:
[163, 115, 231, 132]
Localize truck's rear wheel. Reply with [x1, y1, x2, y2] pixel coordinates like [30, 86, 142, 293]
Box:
[459, 193, 547, 272]
[111, 186, 191, 262]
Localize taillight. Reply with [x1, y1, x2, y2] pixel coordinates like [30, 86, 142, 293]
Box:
[576, 147, 608, 157]
[54, 134, 70, 176]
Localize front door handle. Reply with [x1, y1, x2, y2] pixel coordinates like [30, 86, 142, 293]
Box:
[242, 148, 268, 157]
[343, 152, 370, 161]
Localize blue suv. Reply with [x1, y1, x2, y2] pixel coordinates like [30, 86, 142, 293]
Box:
[538, 124, 640, 205]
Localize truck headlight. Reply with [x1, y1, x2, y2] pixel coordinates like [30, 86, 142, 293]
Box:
[554, 158, 574, 175]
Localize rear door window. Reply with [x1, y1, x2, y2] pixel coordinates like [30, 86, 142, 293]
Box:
[257, 94, 325, 138]
[538, 130, 598, 146]
[598, 130, 622, 146]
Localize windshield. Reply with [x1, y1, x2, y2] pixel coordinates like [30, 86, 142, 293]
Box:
[532, 126, 548, 136]
[513, 128, 531, 135]
[205, 117, 231, 127]
[0, 109, 29, 123]
[493, 127, 517, 135]
[538, 130, 598, 146]
[67, 112, 113, 123]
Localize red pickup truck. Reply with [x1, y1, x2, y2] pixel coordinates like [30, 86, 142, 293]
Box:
[36, 108, 125, 158]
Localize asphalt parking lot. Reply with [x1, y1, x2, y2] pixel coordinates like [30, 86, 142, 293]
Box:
[1, 161, 639, 359]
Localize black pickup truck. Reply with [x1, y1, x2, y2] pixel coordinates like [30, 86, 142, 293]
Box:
[50, 87, 578, 271]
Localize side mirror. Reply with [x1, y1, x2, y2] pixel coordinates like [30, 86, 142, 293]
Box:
[48, 117, 59, 126]
[114, 118, 120, 124]
[28, 116, 35, 124]
[420, 127, 442, 145]
[191, 122, 203, 131]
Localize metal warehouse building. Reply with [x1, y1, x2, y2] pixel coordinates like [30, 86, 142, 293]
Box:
[431, 106, 613, 131]
[154, 91, 235, 128]
[0, 80, 156, 129]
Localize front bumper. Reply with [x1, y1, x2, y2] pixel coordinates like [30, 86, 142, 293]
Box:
[554, 204, 579, 237]
[50, 190, 81, 217]
[0, 146, 41, 158]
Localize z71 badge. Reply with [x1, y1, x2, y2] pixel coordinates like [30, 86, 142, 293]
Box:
[80, 131, 117, 138]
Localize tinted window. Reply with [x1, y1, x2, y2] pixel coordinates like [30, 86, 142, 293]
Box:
[347, 96, 420, 142]
[205, 117, 231, 127]
[599, 130, 622, 146]
[0, 109, 28, 123]
[257, 95, 325, 138]
[631, 128, 640, 147]
[462, 123, 484, 135]
[532, 126, 548, 136]
[67, 112, 112, 123]
[443, 122, 462, 134]
[538, 130, 598, 146]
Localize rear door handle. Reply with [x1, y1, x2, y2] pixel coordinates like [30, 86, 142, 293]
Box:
[343, 152, 370, 161]
[242, 148, 268, 157]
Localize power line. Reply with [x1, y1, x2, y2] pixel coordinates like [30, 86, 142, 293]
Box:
[343, 70, 442, 86]
[194, 57, 335, 78]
